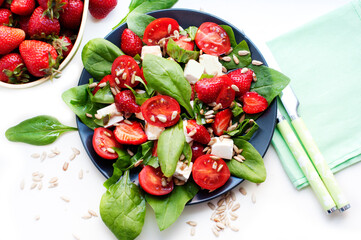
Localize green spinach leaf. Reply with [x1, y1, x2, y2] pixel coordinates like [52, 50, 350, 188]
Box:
[157, 120, 185, 177]
[90, 82, 114, 104]
[81, 38, 123, 80]
[182, 142, 192, 163]
[5, 115, 77, 146]
[143, 54, 194, 117]
[220, 40, 252, 70]
[220, 25, 237, 47]
[227, 139, 266, 183]
[181, 26, 198, 40]
[127, 13, 156, 37]
[231, 101, 243, 117]
[226, 119, 259, 141]
[104, 148, 132, 189]
[193, 98, 207, 125]
[145, 180, 199, 231]
[166, 38, 199, 63]
[100, 171, 146, 240]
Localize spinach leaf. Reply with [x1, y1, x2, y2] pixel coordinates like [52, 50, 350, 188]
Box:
[193, 98, 206, 125]
[226, 119, 259, 141]
[166, 38, 199, 63]
[62, 84, 106, 130]
[145, 180, 199, 231]
[248, 64, 291, 104]
[104, 148, 132, 189]
[91, 82, 114, 104]
[220, 40, 252, 70]
[139, 141, 159, 168]
[182, 142, 192, 163]
[227, 139, 266, 183]
[143, 55, 194, 117]
[100, 171, 146, 240]
[127, 13, 156, 37]
[81, 38, 123, 80]
[231, 101, 243, 117]
[5, 115, 77, 146]
[220, 25, 237, 47]
[157, 120, 185, 177]
[181, 26, 198, 40]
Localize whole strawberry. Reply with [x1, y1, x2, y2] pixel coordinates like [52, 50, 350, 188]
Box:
[52, 36, 73, 57]
[89, 0, 117, 19]
[227, 68, 254, 97]
[28, 7, 60, 39]
[10, 0, 36, 16]
[195, 76, 223, 104]
[0, 8, 12, 26]
[19, 40, 59, 77]
[0, 53, 29, 83]
[0, 0, 4, 7]
[121, 29, 142, 57]
[0, 26, 25, 55]
[38, 0, 68, 19]
[114, 90, 140, 113]
[18, 16, 30, 36]
[59, 0, 83, 30]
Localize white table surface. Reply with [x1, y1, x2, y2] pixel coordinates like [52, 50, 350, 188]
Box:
[1, 0, 360, 239]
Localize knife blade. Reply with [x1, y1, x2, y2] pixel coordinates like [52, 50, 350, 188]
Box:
[280, 85, 350, 211]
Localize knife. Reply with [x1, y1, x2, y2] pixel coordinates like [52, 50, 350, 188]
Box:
[280, 85, 350, 212]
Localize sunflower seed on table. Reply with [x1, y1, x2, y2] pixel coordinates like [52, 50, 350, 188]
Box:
[20, 179, 25, 190]
[72, 147, 80, 155]
[207, 202, 216, 210]
[239, 187, 247, 195]
[230, 224, 239, 232]
[69, 153, 76, 161]
[186, 221, 197, 227]
[82, 213, 92, 219]
[30, 183, 37, 189]
[78, 169, 84, 179]
[230, 191, 236, 201]
[48, 183, 58, 188]
[49, 177, 58, 183]
[37, 182, 43, 190]
[190, 227, 195, 236]
[32, 176, 42, 182]
[217, 198, 225, 207]
[31, 153, 40, 159]
[60, 196, 70, 202]
[63, 162, 69, 171]
[47, 153, 57, 158]
[88, 209, 98, 217]
[212, 227, 220, 237]
[51, 148, 60, 155]
[40, 151, 47, 161]
[232, 203, 240, 211]
[251, 193, 256, 203]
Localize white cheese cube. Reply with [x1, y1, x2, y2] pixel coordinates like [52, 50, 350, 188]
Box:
[183, 59, 205, 84]
[211, 137, 234, 160]
[135, 111, 144, 120]
[183, 119, 193, 143]
[199, 54, 223, 76]
[97, 103, 121, 117]
[173, 161, 193, 182]
[141, 46, 162, 60]
[145, 121, 165, 140]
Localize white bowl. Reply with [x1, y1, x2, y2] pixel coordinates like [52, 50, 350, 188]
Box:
[0, 0, 89, 89]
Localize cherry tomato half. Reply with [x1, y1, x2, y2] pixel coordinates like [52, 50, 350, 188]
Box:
[143, 18, 179, 46]
[192, 154, 230, 190]
[195, 22, 231, 56]
[92, 127, 121, 160]
[111, 55, 141, 88]
[139, 165, 174, 195]
[141, 95, 180, 127]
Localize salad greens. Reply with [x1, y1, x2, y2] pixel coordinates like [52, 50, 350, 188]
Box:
[220, 40, 252, 69]
[166, 38, 200, 63]
[5, 115, 77, 146]
[180, 26, 198, 40]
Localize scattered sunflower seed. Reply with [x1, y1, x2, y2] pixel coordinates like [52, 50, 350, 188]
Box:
[230, 224, 239, 232]
[186, 221, 197, 227]
[78, 169, 84, 180]
[207, 202, 216, 210]
[47, 153, 57, 158]
[40, 151, 47, 161]
[69, 154, 76, 161]
[72, 147, 80, 155]
[63, 162, 69, 171]
[31, 153, 40, 159]
[88, 209, 98, 217]
[190, 227, 195, 236]
[232, 55, 239, 64]
[37, 182, 43, 190]
[252, 60, 263, 66]
[239, 187, 247, 195]
[85, 113, 93, 118]
[60, 196, 70, 202]
[34, 215, 40, 221]
[212, 227, 220, 237]
[30, 183, 37, 189]
[232, 203, 240, 211]
[82, 214, 92, 220]
[241, 68, 248, 74]
[221, 56, 231, 62]
[251, 193, 256, 203]
[238, 50, 250, 56]
[20, 179, 25, 190]
[134, 159, 143, 167]
[88, 82, 98, 88]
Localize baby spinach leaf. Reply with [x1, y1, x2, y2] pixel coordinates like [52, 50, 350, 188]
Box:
[62, 84, 106, 130]
[104, 148, 133, 189]
[157, 120, 185, 177]
[143, 55, 194, 117]
[248, 64, 291, 104]
[227, 139, 266, 183]
[220, 25, 237, 47]
[127, 13, 156, 37]
[231, 101, 243, 117]
[182, 142, 192, 163]
[220, 40, 252, 70]
[181, 26, 198, 40]
[81, 38, 124, 80]
[226, 119, 259, 141]
[100, 171, 146, 240]
[145, 180, 199, 231]
[139, 141, 159, 168]
[91, 82, 114, 104]
[5, 115, 77, 146]
[193, 98, 206, 125]
[166, 38, 200, 63]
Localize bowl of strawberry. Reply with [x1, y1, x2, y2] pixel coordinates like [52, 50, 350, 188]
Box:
[0, 0, 88, 88]
[62, 9, 290, 239]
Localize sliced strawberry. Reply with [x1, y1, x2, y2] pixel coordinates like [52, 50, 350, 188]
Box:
[191, 142, 204, 162]
[212, 109, 233, 136]
[195, 76, 223, 104]
[216, 75, 235, 109]
[121, 28, 143, 57]
[242, 92, 268, 114]
[227, 68, 254, 97]
[114, 90, 140, 113]
[186, 119, 211, 145]
[92, 75, 115, 95]
[113, 121, 147, 145]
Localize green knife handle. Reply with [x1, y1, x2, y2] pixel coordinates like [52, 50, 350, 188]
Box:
[277, 120, 336, 213]
[291, 118, 350, 210]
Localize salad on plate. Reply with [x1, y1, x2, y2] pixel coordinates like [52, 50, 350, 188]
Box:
[62, 12, 289, 240]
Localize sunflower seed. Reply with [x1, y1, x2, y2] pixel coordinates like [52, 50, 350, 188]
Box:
[116, 68, 124, 77]
[188, 129, 197, 137]
[98, 82, 106, 88]
[30, 183, 37, 189]
[206, 148, 212, 154]
[32, 176, 42, 182]
[251, 193, 256, 203]
[37, 182, 42, 190]
[210, 155, 220, 160]
[231, 84, 240, 92]
[103, 131, 112, 137]
[227, 200, 234, 209]
[186, 221, 197, 227]
[241, 68, 249, 74]
[221, 56, 232, 62]
[150, 115, 156, 122]
[229, 212, 238, 219]
[232, 203, 240, 211]
[190, 227, 195, 236]
[252, 60, 263, 66]
[20, 179, 25, 190]
[239, 187, 247, 195]
[171, 111, 178, 121]
[40, 151, 47, 161]
[230, 191, 236, 201]
[47, 153, 57, 158]
[202, 146, 210, 153]
[122, 72, 127, 80]
[208, 138, 216, 146]
[219, 135, 224, 142]
[216, 205, 226, 213]
[226, 47, 233, 55]
[34, 215, 40, 221]
[253, 72, 257, 81]
[217, 164, 224, 172]
[222, 66, 227, 73]
[227, 123, 238, 131]
[63, 162, 69, 171]
[213, 103, 222, 111]
[60, 196, 70, 202]
[78, 169, 84, 180]
[134, 159, 143, 167]
[107, 148, 115, 153]
[110, 87, 117, 95]
[212, 227, 220, 237]
[216, 222, 225, 229]
[230, 224, 239, 232]
[69, 154, 76, 161]
[72, 234, 80, 240]
[207, 202, 216, 210]
[88, 209, 98, 217]
[131, 73, 136, 84]
[94, 113, 102, 120]
[49, 177, 58, 184]
[88, 82, 98, 88]
[167, 24, 172, 34]
[238, 50, 250, 56]
[31, 153, 40, 158]
[233, 156, 244, 163]
[232, 55, 239, 64]
[82, 214, 92, 219]
[205, 114, 215, 119]
[206, 119, 214, 124]
[161, 178, 167, 187]
[217, 198, 225, 207]
[124, 119, 133, 125]
[157, 114, 167, 123]
[212, 161, 218, 169]
[127, 149, 134, 156]
[51, 148, 60, 155]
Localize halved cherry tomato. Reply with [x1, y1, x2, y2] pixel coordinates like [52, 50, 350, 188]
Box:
[192, 154, 230, 190]
[143, 18, 179, 46]
[92, 75, 115, 95]
[141, 95, 180, 127]
[139, 165, 174, 195]
[111, 55, 141, 88]
[195, 22, 231, 56]
[166, 35, 194, 51]
[92, 127, 121, 160]
[113, 120, 148, 145]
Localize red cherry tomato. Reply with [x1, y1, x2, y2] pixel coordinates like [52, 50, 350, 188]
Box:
[141, 95, 180, 127]
[195, 22, 231, 56]
[92, 75, 115, 95]
[92, 128, 121, 160]
[111, 55, 141, 88]
[143, 18, 179, 46]
[192, 154, 230, 190]
[166, 35, 194, 51]
[138, 165, 174, 195]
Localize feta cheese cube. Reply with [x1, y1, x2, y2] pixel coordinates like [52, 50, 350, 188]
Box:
[199, 54, 223, 76]
[97, 103, 124, 128]
[211, 137, 234, 160]
[141, 46, 162, 60]
[183, 59, 205, 84]
[183, 119, 193, 143]
[145, 121, 165, 140]
[173, 161, 193, 182]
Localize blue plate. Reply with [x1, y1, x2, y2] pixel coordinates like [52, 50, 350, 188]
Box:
[77, 9, 276, 204]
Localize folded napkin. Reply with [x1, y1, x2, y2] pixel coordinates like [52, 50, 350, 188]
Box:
[268, 0, 361, 189]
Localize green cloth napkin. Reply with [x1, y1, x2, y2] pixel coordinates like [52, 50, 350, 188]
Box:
[268, 0, 361, 190]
